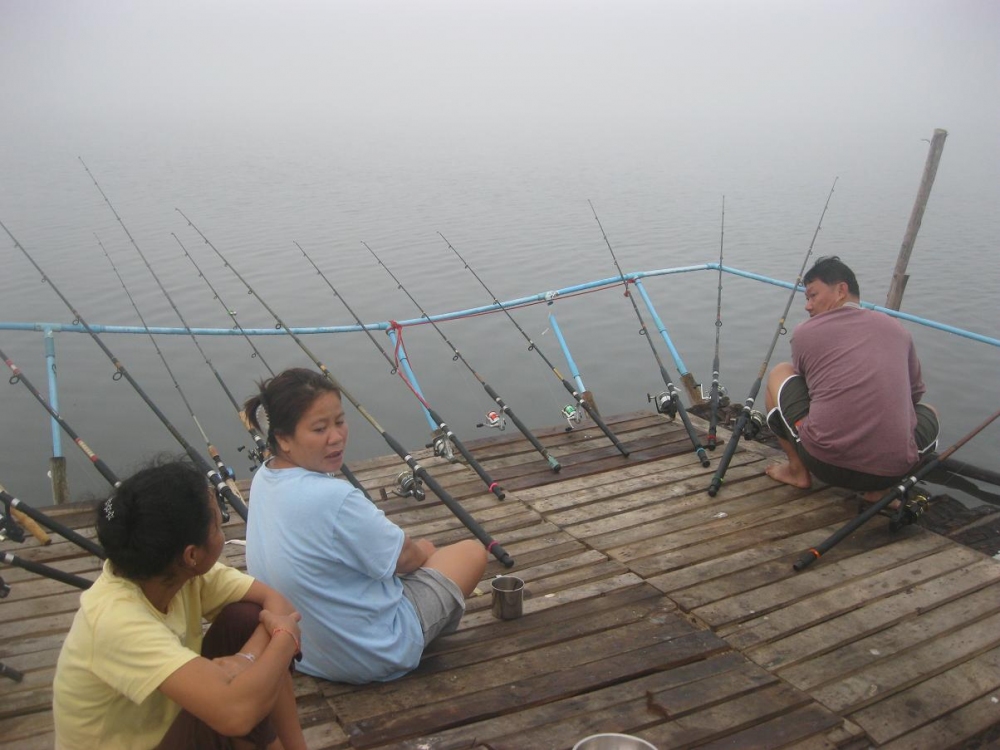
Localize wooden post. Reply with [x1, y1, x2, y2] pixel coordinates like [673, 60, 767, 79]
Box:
[885, 128, 948, 310]
[49, 456, 70, 505]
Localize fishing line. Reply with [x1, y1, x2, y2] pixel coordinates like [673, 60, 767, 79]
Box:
[589, 200, 710, 467]
[174, 233, 276, 376]
[708, 196, 726, 450]
[81, 159, 248, 506]
[361, 241, 561, 472]
[707, 178, 838, 497]
[0, 217, 248, 522]
[440, 232, 630, 458]
[294, 240, 505, 499]
[176, 210, 513, 567]
[95, 233, 245, 503]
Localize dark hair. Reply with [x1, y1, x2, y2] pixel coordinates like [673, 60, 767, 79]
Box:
[96, 459, 213, 580]
[243, 368, 340, 453]
[803, 256, 860, 297]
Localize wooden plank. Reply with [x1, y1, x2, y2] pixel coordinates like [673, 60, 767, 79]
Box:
[641, 682, 819, 748]
[693, 531, 951, 630]
[329, 609, 708, 724]
[631, 503, 856, 580]
[778, 582, 1000, 691]
[877, 691, 1000, 750]
[604, 487, 850, 564]
[485, 655, 778, 750]
[848, 644, 1000, 744]
[694, 703, 844, 750]
[344, 629, 728, 747]
[715, 545, 986, 648]
[812, 609, 1000, 714]
[753, 562, 1000, 675]
[386, 652, 753, 748]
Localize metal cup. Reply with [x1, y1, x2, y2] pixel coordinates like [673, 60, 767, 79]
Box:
[490, 575, 524, 620]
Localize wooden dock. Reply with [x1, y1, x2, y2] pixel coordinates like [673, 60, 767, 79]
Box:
[3, 411, 1000, 748]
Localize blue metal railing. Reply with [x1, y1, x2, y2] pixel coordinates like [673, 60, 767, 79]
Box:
[3, 264, 998, 460]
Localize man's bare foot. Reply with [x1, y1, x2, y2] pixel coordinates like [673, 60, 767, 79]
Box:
[765, 462, 812, 489]
[860, 490, 900, 510]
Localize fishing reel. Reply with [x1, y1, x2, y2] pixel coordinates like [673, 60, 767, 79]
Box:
[742, 410, 766, 440]
[0, 510, 25, 545]
[648, 391, 677, 420]
[886, 490, 931, 532]
[477, 411, 507, 431]
[213, 492, 231, 524]
[392, 471, 426, 502]
[238, 444, 265, 472]
[561, 404, 582, 431]
[699, 383, 730, 406]
[427, 432, 456, 462]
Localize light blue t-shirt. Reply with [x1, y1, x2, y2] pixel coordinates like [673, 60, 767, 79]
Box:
[245, 463, 423, 683]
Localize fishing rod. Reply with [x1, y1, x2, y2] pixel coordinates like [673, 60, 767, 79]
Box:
[1, 345, 115, 557]
[176, 233, 276, 376]
[0, 218, 249, 522]
[94, 233, 246, 508]
[174, 233, 372, 499]
[2, 345, 119, 488]
[176, 210, 513, 567]
[440, 232, 630, 458]
[294, 240, 505, 499]
[170, 232, 371, 500]
[113, 228, 266, 471]
[82, 161, 247, 503]
[362, 241, 562, 473]
[707, 178, 837, 497]
[794, 407, 1000, 571]
[708, 197, 726, 450]
[1, 550, 93, 590]
[1, 481, 105, 559]
[589, 201, 710, 467]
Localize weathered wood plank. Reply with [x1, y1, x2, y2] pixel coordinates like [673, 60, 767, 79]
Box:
[345, 629, 728, 747]
[716, 545, 986, 648]
[778, 582, 1000, 692]
[847, 644, 1000, 744]
[694, 531, 952, 630]
[753, 561, 1000, 675]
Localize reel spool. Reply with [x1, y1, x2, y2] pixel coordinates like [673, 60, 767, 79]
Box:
[742, 409, 765, 440]
[476, 411, 507, 431]
[427, 432, 456, 462]
[562, 404, 582, 431]
[392, 471, 426, 502]
[648, 391, 677, 420]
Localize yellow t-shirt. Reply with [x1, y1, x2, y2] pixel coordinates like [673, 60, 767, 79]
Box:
[53, 560, 254, 750]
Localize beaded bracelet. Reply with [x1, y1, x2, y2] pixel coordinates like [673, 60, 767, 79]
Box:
[236, 652, 256, 664]
[272, 627, 301, 655]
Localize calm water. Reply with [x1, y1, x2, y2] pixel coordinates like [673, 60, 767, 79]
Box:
[1, 120, 998, 510]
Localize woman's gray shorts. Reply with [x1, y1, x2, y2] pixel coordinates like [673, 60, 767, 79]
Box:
[400, 568, 466, 645]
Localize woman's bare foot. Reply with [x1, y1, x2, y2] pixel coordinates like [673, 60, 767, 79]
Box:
[765, 462, 812, 489]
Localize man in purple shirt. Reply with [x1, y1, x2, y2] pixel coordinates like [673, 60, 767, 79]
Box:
[764, 256, 939, 502]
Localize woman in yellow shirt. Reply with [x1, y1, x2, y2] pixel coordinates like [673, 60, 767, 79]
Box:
[53, 460, 307, 750]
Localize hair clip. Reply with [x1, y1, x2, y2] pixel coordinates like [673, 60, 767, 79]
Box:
[103, 497, 115, 521]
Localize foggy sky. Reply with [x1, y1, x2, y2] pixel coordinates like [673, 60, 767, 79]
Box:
[1, 0, 998, 143]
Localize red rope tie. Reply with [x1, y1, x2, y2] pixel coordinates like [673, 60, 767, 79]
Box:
[488, 482, 499, 492]
[807, 548, 820, 560]
[486, 541, 498, 553]
[622, 277, 634, 298]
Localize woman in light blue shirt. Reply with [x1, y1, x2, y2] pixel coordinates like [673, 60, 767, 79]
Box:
[243, 368, 487, 684]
